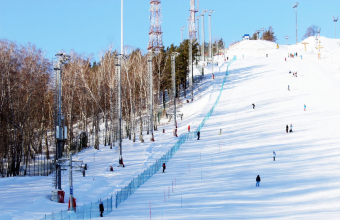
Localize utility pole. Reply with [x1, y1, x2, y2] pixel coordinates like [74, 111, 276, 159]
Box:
[171, 52, 179, 136]
[284, 35, 290, 48]
[208, 10, 214, 59]
[197, 16, 200, 58]
[293, 2, 299, 45]
[333, 16, 338, 39]
[261, 28, 266, 40]
[53, 52, 70, 192]
[256, 30, 260, 40]
[181, 26, 185, 43]
[147, 52, 157, 141]
[189, 38, 193, 101]
[201, 9, 208, 61]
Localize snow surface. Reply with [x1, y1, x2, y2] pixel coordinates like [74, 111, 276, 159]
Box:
[1, 37, 340, 219]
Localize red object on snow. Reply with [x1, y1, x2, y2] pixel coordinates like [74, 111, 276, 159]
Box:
[58, 190, 65, 203]
[68, 197, 77, 212]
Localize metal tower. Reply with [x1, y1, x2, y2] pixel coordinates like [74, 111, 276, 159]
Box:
[148, 0, 163, 51]
[189, 0, 198, 39]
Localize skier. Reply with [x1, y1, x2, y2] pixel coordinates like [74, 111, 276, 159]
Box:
[188, 125, 190, 132]
[227, 57, 229, 61]
[252, 103, 255, 109]
[256, 175, 261, 187]
[273, 151, 276, 161]
[99, 201, 104, 217]
[286, 125, 289, 133]
[295, 72, 297, 77]
[304, 104, 306, 111]
[288, 85, 290, 91]
[290, 124, 293, 132]
[162, 163, 166, 173]
[285, 57, 286, 61]
[197, 131, 200, 140]
[289, 70, 291, 74]
[301, 55, 302, 59]
[296, 52, 298, 56]
[219, 129, 222, 135]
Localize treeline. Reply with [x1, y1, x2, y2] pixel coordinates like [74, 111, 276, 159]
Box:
[0, 38, 200, 176]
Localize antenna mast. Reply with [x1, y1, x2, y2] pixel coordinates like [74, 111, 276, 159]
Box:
[189, 0, 198, 39]
[148, 0, 163, 51]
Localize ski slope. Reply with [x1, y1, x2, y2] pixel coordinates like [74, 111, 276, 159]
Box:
[107, 37, 340, 219]
[1, 36, 340, 219]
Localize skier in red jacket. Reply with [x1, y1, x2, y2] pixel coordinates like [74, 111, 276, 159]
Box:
[188, 125, 190, 132]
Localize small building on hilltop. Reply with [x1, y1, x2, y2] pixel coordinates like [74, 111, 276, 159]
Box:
[243, 34, 250, 41]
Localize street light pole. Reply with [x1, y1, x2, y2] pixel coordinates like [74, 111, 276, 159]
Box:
[201, 10, 208, 61]
[181, 26, 185, 43]
[208, 10, 214, 59]
[293, 2, 299, 45]
[197, 16, 200, 58]
[333, 16, 338, 39]
[171, 52, 179, 136]
[284, 35, 290, 48]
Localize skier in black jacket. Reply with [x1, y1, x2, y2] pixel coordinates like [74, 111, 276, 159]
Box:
[286, 125, 289, 133]
[99, 202, 104, 217]
[256, 175, 261, 187]
[162, 163, 166, 173]
[197, 131, 200, 140]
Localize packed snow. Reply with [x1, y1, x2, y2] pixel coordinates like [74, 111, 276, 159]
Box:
[1, 36, 340, 219]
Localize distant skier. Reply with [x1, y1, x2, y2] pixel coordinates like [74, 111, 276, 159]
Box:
[301, 55, 302, 59]
[295, 72, 297, 77]
[273, 151, 276, 161]
[188, 125, 190, 132]
[290, 124, 293, 133]
[197, 131, 200, 140]
[252, 103, 255, 109]
[285, 57, 286, 61]
[162, 163, 166, 173]
[227, 57, 229, 61]
[288, 85, 290, 91]
[296, 52, 298, 56]
[286, 125, 289, 133]
[256, 175, 261, 187]
[304, 104, 306, 111]
[289, 70, 291, 74]
[99, 201, 104, 217]
[219, 129, 222, 135]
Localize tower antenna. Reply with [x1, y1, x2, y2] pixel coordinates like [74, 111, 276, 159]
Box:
[148, 0, 163, 51]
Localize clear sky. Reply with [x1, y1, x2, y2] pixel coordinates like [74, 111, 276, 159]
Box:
[1, 0, 339, 61]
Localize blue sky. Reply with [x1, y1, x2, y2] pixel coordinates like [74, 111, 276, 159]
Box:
[1, 0, 339, 61]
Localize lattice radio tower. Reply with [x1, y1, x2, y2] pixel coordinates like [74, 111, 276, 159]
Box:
[189, 0, 198, 39]
[148, 0, 163, 51]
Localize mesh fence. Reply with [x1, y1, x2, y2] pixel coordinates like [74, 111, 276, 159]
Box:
[41, 56, 236, 219]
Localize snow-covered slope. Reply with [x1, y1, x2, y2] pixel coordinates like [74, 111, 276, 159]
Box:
[108, 38, 340, 219]
[1, 37, 340, 219]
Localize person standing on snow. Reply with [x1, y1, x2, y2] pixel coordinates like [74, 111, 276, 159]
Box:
[256, 175, 261, 187]
[290, 124, 293, 132]
[288, 85, 290, 91]
[99, 201, 104, 217]
[286, 125, 289, 133]
[273, 151, 276, 161]
[304, 104, 306, 111]
[285, 57, 286, 61]
[252, 103, 255, 109]
[197, 131, 200, 140]
[188, 125, 190, 132]
[162, 163, 166, 173]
